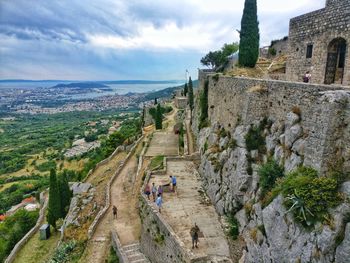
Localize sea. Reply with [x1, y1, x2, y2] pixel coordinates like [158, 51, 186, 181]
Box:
[0, 80, 184, 100]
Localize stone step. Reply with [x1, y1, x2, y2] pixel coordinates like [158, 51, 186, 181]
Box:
[122, 243, 140, 252]
[122, 242, 150, 263]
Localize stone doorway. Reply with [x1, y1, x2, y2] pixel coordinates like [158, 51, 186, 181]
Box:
[324, 38, 347, 84]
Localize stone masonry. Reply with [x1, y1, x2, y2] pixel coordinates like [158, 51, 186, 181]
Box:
[286, 0, 350, 85]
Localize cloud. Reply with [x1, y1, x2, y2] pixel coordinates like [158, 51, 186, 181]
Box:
[0, 0, 325, 80]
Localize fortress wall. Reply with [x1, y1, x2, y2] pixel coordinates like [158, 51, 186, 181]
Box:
[198, 72, 350, 173]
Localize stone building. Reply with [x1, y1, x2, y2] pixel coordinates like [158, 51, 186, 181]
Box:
[174, 96, 187, 109]
[286, 0, 350, 85]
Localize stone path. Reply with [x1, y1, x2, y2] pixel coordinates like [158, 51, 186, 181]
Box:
[149, 160, 231, 261]
[80, 142, 149, 263]
[145, 131, 178, 157]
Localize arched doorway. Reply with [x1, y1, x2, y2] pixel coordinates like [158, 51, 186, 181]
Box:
[324, 38, 347, 84]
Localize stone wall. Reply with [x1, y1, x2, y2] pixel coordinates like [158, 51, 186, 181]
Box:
[195, 72, 350, 173]
[192, 70, 350, 262]
[286, 0, 350, 85]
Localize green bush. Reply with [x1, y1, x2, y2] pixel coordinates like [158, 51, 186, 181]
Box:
[227, 214, 240, 240]
[258, 159, 284, 197]
[245, 121, 266, 153]
[49, 240, 77, 263]
[0, 209, 39, 262]
[35, 160, 56, 172]
[270, 166, 342, 226]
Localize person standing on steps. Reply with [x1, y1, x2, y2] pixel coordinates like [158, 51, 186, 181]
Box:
[112, 205, 118, 219]
[170, 175, 177, 193]
[155, 193, 163, 213]
[190, 223, 200, 249]
[152, 182, 157, 201]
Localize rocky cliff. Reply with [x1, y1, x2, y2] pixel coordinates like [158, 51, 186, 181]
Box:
[192, 71, 350, 262]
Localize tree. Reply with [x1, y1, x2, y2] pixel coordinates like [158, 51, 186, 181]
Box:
[58, 171, 72, 218]
[238, 0, 260, 67]
[155, 104, 163, 130]
[200, 43, 239, 70]
[154, 97, 158, 105]
[199, 80, 209, 129]
[184, 83, 188, 97]
[188, 77, 194, 111]
[47, 169, 61, 229]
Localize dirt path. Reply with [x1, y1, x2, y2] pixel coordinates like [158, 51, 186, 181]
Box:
[80, 142, 146, 263]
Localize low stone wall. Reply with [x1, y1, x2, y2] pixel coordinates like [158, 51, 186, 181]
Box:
[5, 192, 49, 263]
[88, 135, 144, 238]
[111, 231, 129, 263]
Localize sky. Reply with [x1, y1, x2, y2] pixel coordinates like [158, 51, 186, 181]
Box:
[0, 0, 325, 81]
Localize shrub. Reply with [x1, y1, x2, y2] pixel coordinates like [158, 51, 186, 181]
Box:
[149, 156, 164, 171]
[227, 214, 240, 240]
[268, 47, 277, 56]
[258, 159, 284, 197]
[245, 122, 266, 153]
[270, 166, 342, 226]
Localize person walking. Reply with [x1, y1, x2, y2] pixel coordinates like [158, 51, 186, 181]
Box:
[151, 182, 157, 202]
[170, 175, 177, 193]
[112, 205, 118, 219]
[155, 193, 163, 213]
[144, 183, 151, 200]
[190, 223, 200, 249]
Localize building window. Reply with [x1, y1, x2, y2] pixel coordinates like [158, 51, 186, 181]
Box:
[306, 44, 313, 58]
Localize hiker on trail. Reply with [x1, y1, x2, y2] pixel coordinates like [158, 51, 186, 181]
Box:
[155, 193, 163, 213]
[170, 175, 177, 193]
[303, 71, 311, 83]
[158, 185, 163, 196]
[112, 205, 118, 219]
[190, 223, 200, 249]
[152, 182, 157, 201]
[144, 183, 151, 200]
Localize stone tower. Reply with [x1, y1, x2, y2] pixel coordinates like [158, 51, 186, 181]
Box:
[286, 0, 350, 85]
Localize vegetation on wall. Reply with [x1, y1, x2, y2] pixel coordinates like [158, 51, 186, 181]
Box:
[199, 80, 209, 129]
[188, 77, 194, 111]
[258, 159, 284, 197]
[245, 119, 267, 153]
[267, 166, 342, 226]
[238, 0, 260, 67]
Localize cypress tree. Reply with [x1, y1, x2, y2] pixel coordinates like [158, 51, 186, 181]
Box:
[47, 169, 61, 229]
[58, 171, 72, 218]
[188, 77, 194, 111]
[184, 83, 188, 97]
[154, 97, 158, 105]
[238, 0, 260, 67]
[155, 104, 162, 130]
[199, 80, 209, 129]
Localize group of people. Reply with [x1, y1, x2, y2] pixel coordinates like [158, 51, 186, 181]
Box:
[144, 175, 177, 213]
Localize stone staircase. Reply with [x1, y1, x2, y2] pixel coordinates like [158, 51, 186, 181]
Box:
[122, 243, 150, 263]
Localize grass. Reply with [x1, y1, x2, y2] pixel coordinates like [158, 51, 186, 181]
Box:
[149, 155, 164, 171]
[13, 226, 60, 263]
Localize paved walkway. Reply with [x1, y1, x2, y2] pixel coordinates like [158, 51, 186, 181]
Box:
[149, 160, 231, 261]
[145, 132, 178, 157]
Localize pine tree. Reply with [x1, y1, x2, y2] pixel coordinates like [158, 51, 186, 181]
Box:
[238, 0, 260, 68]
[47, 169, 61, 229]
[188, 77, 194, 111]
[184, 83, 188, 96]
[154, 97, 158, 105]
[155, 104, 163, 130]
[58, 171, 72, 218]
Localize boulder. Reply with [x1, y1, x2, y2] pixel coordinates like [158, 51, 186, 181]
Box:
[286, 112, 300, 127]
[285, 124, 303, 149]
[234, 126, 247, 148]
[284, 153, 302, 172]
[291, 139, 305, 156]
[335, 223, 350, 263]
